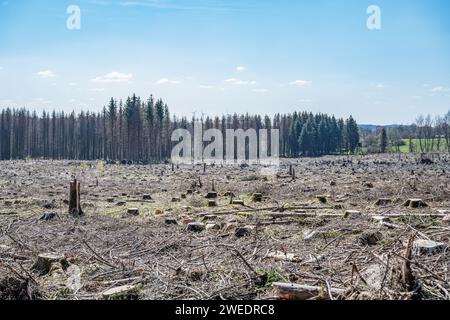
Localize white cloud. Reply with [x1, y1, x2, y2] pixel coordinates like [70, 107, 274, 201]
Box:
[91, 87, 105, 92]
[298, 99, 312, 103]
[289, 80, 312, 87]
[236, 66, 246, 72]
[376, 83, 385, 88]
[32, 98, 52, 105]
[431, 86, 449, 92]
[252, 88, 267, 93]
[156, 78, 180, 85]
[225, 78, 256, 86]
[0, 66, 3, 70]
[69, 82, 78, 86]
[92, 71, 133, 83]
[51, 83, 57, 86]
[37, 70, 56, 78]
[199, 85, 216, 89]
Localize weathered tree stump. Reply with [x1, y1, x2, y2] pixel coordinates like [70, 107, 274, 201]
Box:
[39, 212, 57, 221]
[358, 230, 382, 245]
[374, 198, 392, 206]
[142, 194, 152, 200]
[403, 199, 428, 209]
[413, 239, 447, 255]
[208, 200, 217, 207]
[205, 192, 218, 199]
[165, 218, 178, 225]
[232, 200, 245, 206]
[32, 253, 66, 275]
[102, 285, 139, 300]
[186, 222, 205, 232]
[252, 193, 263, 202]
[235, 225, 254, 238]
[69, 179, 83, 216]
[343, 210, 361, 218]
[127, 208, 139, 216]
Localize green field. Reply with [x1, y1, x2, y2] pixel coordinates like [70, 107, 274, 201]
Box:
[398, 138, 449, 153]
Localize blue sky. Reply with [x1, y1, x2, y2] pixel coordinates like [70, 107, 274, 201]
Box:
[0, 0, 449, 124]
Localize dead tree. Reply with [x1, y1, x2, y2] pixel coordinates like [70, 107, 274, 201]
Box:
[69, 179, 83, 216]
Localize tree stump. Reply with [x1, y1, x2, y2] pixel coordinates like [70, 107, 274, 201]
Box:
[208, 200, 217, 207]
[127, 208, 139, 216]
[205, 192, 218, 199]
[142, 194, 152, 200]
[252, 193, 263, 202]
[186, 222, 205, 233]
[69, 179, 83, 216]
[235, 226, 254, 238]
[102, 285, 139, 300]
[32, 253, 66, 275]
[374, 198, 392, 206]
[403, 199, 428, 209]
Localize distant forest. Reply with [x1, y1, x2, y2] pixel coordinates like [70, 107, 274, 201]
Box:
[0, 94, 360, 162]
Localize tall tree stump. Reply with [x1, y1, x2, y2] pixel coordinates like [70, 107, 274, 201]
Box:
[69, 179, 83, 216]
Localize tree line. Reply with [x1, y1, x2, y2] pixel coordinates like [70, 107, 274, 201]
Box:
[360, 111, 450, 154]
[0, 94, 360, 161]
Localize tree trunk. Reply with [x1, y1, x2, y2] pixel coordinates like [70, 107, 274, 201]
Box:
[69, 179, 83, 216]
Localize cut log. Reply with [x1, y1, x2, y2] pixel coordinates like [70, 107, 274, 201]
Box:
[232, 200, 245, 206]
[69, 179, 83, 216]
[267, 251, 301, 263]
[272, 282, 345, 300]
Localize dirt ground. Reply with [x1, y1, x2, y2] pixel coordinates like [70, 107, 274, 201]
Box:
[1, 154, 450, 300]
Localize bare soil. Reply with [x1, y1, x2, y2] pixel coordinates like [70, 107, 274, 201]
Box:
[1, 154, 450, 300]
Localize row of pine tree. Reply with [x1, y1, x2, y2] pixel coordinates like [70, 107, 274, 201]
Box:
[0, 94, 359, 161]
